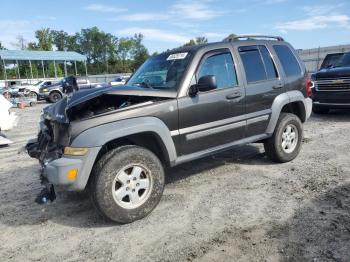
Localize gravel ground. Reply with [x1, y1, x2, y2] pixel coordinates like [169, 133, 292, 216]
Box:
[0, 104, 349, 262]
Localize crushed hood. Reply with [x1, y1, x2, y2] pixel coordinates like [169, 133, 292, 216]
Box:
[43, 85, 177, 123]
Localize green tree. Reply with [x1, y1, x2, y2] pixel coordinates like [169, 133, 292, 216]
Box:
[78, 27, 117, 73]
[131, 34, 149, 70]
[47, 63, 63, 77]
[51, 30, 69, 51]
[27, 42, 39, 50]
[182, 36, 208, 47]
[1, 26, 154, 78]
[115, 34, 149, 72]
[35, 28, 53, 51]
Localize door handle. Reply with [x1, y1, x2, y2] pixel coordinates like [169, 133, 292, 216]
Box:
[226, 91, 242, 100]
[272, 84, 283, 89]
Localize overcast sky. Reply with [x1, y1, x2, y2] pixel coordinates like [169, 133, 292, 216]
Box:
[0, 0, 349, 53]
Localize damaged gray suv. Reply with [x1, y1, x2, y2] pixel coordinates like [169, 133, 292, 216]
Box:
[26, 35, 312, 223]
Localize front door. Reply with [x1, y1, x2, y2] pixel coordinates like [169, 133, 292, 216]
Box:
[177, 48, 245, 156]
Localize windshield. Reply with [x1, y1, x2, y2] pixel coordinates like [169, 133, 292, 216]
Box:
[127, 52, 192, 90]
[321, 53, 344, 69]
[34, 81, 43, 86]
[336, 53, 350, 67]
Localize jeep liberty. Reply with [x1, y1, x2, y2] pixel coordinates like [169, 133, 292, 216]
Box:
[26, 35, 313, 223]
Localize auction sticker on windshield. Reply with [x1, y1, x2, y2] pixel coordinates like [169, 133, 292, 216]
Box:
[167, 52, 188, 60]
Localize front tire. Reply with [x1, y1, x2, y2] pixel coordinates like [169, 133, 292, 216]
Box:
[49, 91, 62, 103]
[264, 113, 303, 163]
[90, 145, 165, 224]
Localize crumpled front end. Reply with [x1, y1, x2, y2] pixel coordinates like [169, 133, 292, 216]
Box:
[25, 86, 174, 203]
[25, 107, 70, 203]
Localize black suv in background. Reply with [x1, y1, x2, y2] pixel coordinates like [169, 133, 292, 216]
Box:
[311, 52, 350, 114]
[27, 35, 312, 223]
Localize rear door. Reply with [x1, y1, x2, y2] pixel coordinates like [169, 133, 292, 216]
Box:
[177, 48, 245, 155]
[237, 45, 283, 137]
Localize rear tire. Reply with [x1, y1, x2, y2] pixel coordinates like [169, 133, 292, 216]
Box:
[90, 145, 165, 224]
[49, 91, 62, 103]
[312, 105, 329, 114]
[264, 113, 303, 163]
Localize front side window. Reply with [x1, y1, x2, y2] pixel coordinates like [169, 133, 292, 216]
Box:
[197, 51, 238, 89]
[239, 45, 278, 83]
[273, 45, 301, 77]
[127, 52, 193, 90]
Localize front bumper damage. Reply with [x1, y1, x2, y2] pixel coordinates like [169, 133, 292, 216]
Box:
[26, 118, 101, 204]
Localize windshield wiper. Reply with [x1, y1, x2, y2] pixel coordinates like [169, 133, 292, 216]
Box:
[133, 81, 153, 89]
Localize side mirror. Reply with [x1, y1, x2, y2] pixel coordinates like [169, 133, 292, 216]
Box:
[188, 75, 217, 97]
[197, 75, 217, 92]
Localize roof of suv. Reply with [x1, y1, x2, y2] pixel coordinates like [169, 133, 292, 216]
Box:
[164, 35, 288, 55]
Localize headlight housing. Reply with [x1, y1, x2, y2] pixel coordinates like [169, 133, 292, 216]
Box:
[64, 147, 89, 156]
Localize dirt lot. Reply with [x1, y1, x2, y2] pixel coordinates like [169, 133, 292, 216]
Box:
[0, 103, 349, 262]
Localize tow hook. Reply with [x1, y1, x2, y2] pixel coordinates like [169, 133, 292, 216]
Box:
[35, 184, 56, 204]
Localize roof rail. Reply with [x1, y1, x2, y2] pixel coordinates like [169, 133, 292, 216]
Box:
[224, 35, 285, 42]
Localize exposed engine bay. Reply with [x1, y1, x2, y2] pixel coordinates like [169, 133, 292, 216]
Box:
[27, 91, 173, 165]
[67, 94, 160, 121]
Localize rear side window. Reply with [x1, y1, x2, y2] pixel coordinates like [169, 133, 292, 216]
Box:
[239, 45, 278, 83]
[259, 46, 278, 79]
[273, 45, 301, 77]
[198, 51, 238, 89]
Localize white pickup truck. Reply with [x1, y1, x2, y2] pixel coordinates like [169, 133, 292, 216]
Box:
[18, 80, 57, 100]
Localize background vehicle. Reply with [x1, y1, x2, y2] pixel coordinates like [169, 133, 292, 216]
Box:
[27, 36, 312, 223]
[39, 76, 98, 103]
[311, 52, 350, 114]
[110, 76, 129, 86]
[320, 53, 344, 69]
[2, 80, 57, 100]
[21, 80, 57, 100]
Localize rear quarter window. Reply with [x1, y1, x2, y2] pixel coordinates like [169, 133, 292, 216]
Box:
[273, 45, 301, 77]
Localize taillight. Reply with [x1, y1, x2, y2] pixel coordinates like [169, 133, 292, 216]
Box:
[305, 77, 313, 97]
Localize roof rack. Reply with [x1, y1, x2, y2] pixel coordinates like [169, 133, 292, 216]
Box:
[224, 35, 285, 42]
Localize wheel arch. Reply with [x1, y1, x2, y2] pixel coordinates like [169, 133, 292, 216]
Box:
[49, 89, 63, 96]
[95, 131, 171, 167]
[71, 117, 177, 165]
[266, 91, 309, 135]
[70, 117, 177, 191]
